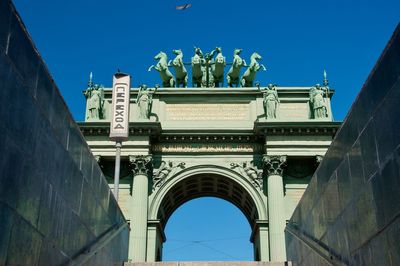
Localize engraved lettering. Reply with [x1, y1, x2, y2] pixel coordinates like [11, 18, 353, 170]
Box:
[166, 103, 249, 121]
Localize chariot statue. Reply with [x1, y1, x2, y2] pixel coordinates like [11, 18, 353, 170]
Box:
[148, 47, 267, 88]
[168, 49, 188, 88]
[241, 52, 266, 87]
[211, 47, 226, 87]
[148, 51, 175, 88]
[227, 49, 247, 87]
[191, 47, 221, 87]
[191, 47, 204, 87]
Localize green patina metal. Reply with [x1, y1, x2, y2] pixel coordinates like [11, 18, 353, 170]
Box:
[148, 47, 268, 88]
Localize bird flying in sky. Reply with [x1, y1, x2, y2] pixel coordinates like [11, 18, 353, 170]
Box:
[176, 3, 192, 10]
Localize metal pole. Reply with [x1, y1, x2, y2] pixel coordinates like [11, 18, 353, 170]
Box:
[113, 141, 122, 200]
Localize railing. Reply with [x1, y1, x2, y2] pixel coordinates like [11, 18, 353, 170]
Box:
[69, 222, 129, 266]
[285, 225, 348, 266]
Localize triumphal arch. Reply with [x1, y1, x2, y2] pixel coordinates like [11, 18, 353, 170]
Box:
[78, 47, 340, 262]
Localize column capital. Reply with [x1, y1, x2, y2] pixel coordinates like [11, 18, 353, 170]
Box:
[263, 155, 287, 176]
[129, 155, 153, 176]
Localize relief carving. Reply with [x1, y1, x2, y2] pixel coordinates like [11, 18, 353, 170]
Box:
[152, 161, 186, 189]
[230, 161, 263, 189]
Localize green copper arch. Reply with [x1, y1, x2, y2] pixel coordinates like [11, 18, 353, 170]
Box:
[148, 164, 268, 229]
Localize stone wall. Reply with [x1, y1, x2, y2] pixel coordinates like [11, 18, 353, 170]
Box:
[0, 1, 128, 265]
[285, 24, 400, 265]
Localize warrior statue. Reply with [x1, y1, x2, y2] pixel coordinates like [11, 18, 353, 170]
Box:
[136, 84, 157, 120]
[262, 84, 279, 119]
[84, 72, 104, 120]
[309, 84, 328, 119]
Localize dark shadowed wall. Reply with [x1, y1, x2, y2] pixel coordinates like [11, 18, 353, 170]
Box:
[285, 24, 400, 265]
[0, 1, 128, 265]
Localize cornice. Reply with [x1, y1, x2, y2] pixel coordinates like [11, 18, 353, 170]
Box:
[84, 86, 335, 97]
[78, 121, 161, 136]
[254, 121, 341, 136]
[78, 121, 341, 138]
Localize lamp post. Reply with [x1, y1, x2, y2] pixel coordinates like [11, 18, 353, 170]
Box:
[109, 72, 131, 200]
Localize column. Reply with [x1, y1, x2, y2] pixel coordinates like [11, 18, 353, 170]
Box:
[129, 155, 152, 262]
[263, 155, 287, 261]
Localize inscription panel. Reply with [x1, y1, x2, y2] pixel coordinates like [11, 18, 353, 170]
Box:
[165, 103, 250, 121]
[278, 102, 310, 120]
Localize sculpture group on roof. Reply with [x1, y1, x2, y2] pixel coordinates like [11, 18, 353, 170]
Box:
[148, 47, 266, 88]
[84, 68, 331, 122]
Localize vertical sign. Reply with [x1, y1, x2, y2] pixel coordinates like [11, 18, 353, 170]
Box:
[110, 73, 131, 141]
[110, 72, 130, 201]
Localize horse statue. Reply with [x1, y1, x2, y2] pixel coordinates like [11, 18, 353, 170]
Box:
[148, 51, 175, 88]
[191, 47, 204, 87]
[241, 52, 266, 87]
[227, 49, 247, 87]
[211, 47, 226, 87]
[169, 49, 188, 88]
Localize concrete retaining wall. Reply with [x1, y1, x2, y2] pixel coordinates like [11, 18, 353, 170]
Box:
[285, 24, 400, 265]
[0, 1, 128, 265]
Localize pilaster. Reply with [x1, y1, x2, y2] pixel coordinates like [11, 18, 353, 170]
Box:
[250, 220, 270, 261]
[146, 220, 166, 262]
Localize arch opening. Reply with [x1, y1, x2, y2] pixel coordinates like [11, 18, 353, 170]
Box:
[163, 197, 254, 261]
[148, 170, 268, 261]
[156, 173, 260, 230]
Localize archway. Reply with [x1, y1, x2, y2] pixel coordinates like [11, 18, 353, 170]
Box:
[147, 165, 269, 261]
[163, 197, 253, 261]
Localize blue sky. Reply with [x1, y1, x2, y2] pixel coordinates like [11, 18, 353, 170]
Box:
[12, 0, 399, 261]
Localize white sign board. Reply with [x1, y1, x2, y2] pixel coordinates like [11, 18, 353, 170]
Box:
[110, 73, 131, 141]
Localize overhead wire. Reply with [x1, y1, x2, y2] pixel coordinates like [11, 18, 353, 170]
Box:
[167, 235, 249, 242]
[165, 236, 249, 260]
